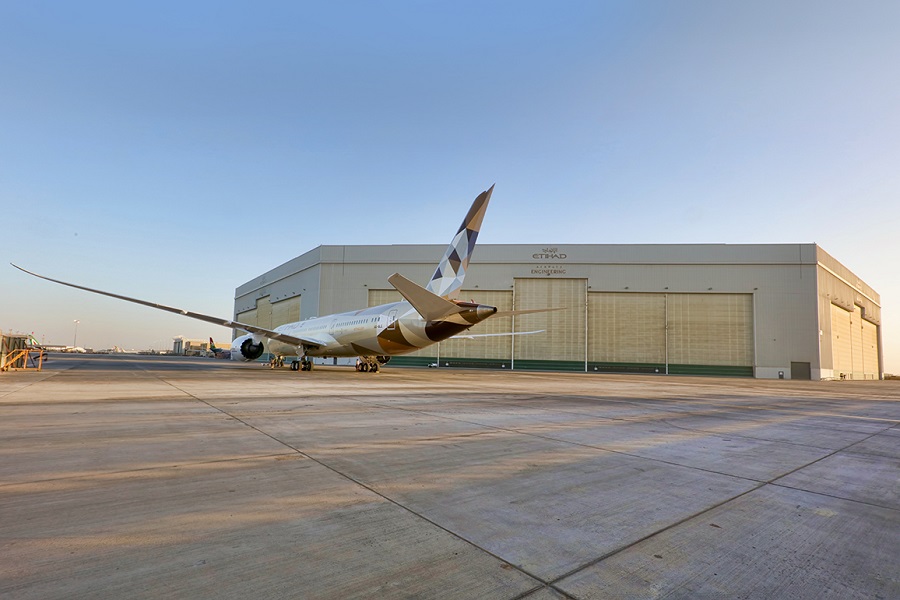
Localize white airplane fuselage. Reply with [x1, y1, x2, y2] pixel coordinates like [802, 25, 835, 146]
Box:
[234, 298, 497, 360]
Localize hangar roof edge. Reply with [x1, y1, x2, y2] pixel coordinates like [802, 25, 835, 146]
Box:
[236, 243, 831, 297]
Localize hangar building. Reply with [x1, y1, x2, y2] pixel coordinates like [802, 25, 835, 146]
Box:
[233, 244, 882, 380]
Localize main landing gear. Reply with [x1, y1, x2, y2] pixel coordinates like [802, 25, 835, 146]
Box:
[355, 356, 381, 373]
[290, 358, 313, 371]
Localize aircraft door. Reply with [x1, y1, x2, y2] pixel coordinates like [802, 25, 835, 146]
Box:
[387, 309, 398, 330]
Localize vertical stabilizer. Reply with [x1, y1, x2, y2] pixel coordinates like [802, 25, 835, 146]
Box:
[425, 185, 493, 299]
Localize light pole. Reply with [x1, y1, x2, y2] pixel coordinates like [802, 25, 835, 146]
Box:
[73, 319, 80, 348]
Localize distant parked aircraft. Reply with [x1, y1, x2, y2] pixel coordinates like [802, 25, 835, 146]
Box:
[13, 185, 555, 373]
[208, 338, 231, 359]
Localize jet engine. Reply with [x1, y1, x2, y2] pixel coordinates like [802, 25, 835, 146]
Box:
[230, 334, 265, 361]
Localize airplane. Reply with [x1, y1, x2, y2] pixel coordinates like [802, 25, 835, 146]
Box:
[12, 185, 556, 373]
[111, 346, 139, 354]
[25, 334, 48, 365]
[208, 338, 231, 359]
[25, 334, 46, 353]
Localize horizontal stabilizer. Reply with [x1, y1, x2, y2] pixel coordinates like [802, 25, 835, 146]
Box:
[493, 307, 566, 318]
[456, 329, 545, 340]
[388, 273, 466, 321]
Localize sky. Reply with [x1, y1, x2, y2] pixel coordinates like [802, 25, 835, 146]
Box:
[2, 1, 898, 373]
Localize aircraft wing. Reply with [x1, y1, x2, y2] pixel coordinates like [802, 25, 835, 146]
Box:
[230, 322, 323, 348]
[11, 263, 317, 348]
[286, 333, 336, 349]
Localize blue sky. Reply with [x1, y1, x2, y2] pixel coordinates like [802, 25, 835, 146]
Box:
[2, 1, 899, 373]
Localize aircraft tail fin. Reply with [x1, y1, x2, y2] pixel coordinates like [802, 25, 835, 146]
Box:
[389, 273, 466, 322]
[425, 185, 493, 299]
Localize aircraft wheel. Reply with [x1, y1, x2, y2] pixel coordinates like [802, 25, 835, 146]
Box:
[360, 363, 369, 372]
[291, 361, 299, 371]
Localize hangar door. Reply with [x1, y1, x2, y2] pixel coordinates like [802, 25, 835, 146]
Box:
[237, 296, 300, 330]
[830, 304, 852, 377]
[589, 293, 666, 366]
[589, 293, 753, 375]
[666, 294, 753, 372]
[514, 279, 587, 368]
[236, 307, 257, 327]
[861, 319, 878, 379]
[831, 303, 879, 379]
[368, 289, 401, 307]
[271, 297, 301, 327]
[236, 296, 272, 329]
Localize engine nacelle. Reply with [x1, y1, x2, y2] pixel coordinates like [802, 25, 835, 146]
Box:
[231, 334, 265, 361]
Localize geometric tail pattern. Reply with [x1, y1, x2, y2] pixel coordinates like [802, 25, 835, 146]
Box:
[425, 184, 494, 300]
